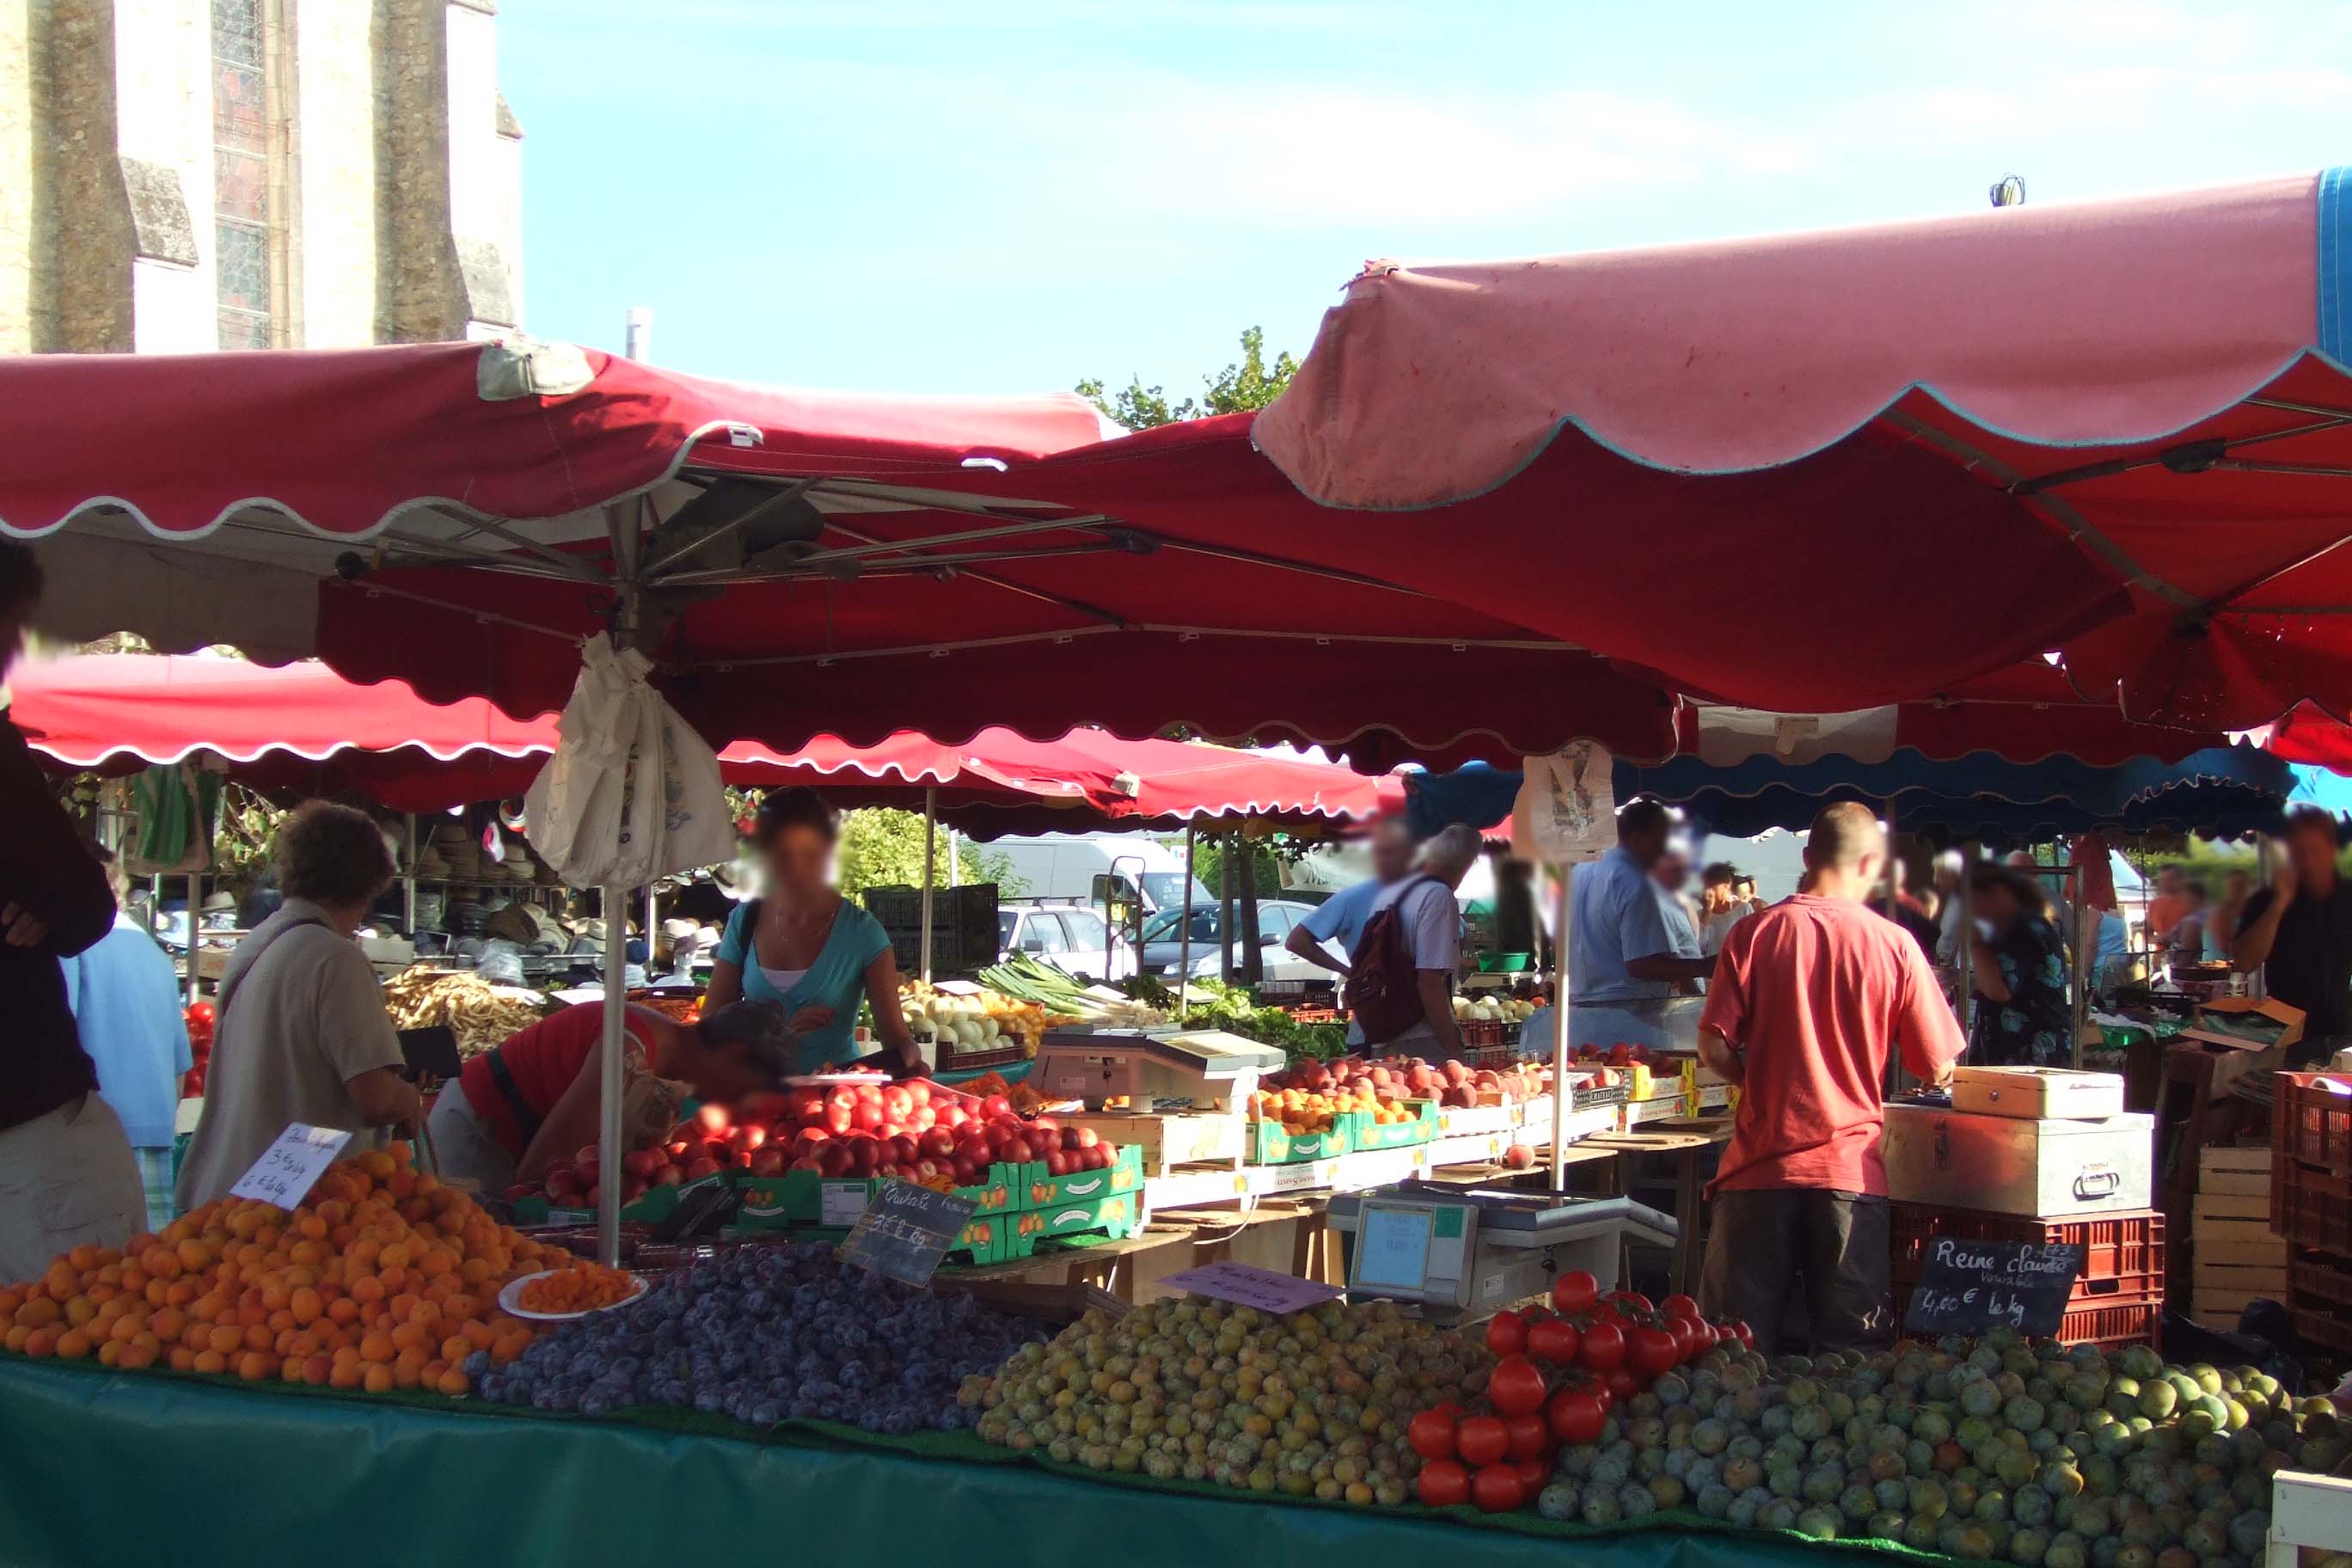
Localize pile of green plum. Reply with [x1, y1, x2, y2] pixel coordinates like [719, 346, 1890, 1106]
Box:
[1534, 1329, 2344, 1566]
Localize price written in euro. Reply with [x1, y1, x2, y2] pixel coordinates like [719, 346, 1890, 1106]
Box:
[228, 1124, 354, 1210]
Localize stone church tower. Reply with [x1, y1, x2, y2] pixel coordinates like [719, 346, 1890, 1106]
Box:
[0, 0, 523, 353]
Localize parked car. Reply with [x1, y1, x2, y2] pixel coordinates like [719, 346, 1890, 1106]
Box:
[995, 901, 1133, 982]
[1136, 899, 1342, 981]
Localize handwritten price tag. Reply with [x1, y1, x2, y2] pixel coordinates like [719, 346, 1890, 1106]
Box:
[837, 1179, 977, 1288]
[229, 1123, 353, 1210]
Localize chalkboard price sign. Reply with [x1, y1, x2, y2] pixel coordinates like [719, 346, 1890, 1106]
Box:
[837, 1179, 979, 1288]
[1902, 1238, 2086, 1338]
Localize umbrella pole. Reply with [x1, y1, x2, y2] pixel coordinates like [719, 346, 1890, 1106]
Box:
[1177, 824, 1196, 1013]
[187, 873, 200, 1006]
[595, 504, 640, 1271]
[1548, 865, 1573, 1193]
[920, 787, 938, 984]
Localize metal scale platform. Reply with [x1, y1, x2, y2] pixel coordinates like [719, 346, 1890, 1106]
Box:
[1031, 1026, 1286, 1110]
[1328, 1182, 1678, 1321]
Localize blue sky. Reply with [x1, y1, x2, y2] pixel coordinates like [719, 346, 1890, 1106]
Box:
[499, 1, 2350, 401]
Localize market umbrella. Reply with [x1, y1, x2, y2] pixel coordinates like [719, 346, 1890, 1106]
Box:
[8, 652, 1404, 830]
[1254, 167, 2352, 730]
[3, 341, 1681, 764]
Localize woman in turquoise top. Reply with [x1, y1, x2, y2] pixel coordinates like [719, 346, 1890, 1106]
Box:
[705, 788, 922, 1076]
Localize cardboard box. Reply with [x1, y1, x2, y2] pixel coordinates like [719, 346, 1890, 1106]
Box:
[1067, 1112, 1244, 1175]
[1246, 1118, 1350, 1165]
[1014, 1143, 1146, 1210]
[1007, 1191, 1144, 1258]
[2180, 999, 2305, 1095]
[512, 1173, 729, 1228]
[732, 1162, 1025, 1229]
[1347, 1099, 1438, 1150]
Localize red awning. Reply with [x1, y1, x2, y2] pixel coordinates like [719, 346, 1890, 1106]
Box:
[8, 342, 1678, 763]
[1253, 168, 2352, 730]
[2263, 702, 2352, 775]
[7, 653, 1400, 829]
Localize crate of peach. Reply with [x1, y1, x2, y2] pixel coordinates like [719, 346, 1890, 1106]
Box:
[1244, 1085, 1355, 1164]
[0, 1141, 552, 1399]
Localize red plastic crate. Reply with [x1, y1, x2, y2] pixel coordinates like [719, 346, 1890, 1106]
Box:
[2273, 1073, 2352, 1179]
[1890, 1204, 2166, 1295]
[2273, 1167, 2352, 1254]
[1895, 1288, 2159, 1351]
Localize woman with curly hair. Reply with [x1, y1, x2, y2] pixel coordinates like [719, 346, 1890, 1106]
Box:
[1963, 863, 2073, 1068]
[175, 802, 420, 1210]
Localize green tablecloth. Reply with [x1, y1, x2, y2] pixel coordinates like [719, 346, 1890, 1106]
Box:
[0, 1357, 1883, 1568]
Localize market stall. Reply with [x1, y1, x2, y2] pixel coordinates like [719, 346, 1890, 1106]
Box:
[7, 166, 2352, 1565]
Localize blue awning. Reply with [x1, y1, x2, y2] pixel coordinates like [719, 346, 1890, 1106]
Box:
[1405, 745, 2297, 845]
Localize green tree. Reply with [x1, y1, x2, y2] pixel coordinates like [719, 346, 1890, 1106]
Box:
[1077, 326, 1299, 430]
[833, 807, 1021, 900]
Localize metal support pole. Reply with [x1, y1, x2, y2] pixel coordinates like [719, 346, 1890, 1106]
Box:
[643, 884, 658, 971]
[595, 502, 640, 1270]
[920, 787, 938, 983]
[401, 813, 417, 938]
[2070, 861, 2094, 1069]
[186, 873, 200, 1005]
[1548, 866, 1574, 1193]
[1177, 824, 1197, 1014]
[1957, 841, 1978, 1038]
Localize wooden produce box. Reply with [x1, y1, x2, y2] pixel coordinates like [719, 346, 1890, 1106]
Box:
[1067, 1112, 1245, 1177]
[2192, 1146, 2288, 1331]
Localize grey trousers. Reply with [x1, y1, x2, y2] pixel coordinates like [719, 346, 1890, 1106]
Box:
[1699, 1186, 1893, 1357]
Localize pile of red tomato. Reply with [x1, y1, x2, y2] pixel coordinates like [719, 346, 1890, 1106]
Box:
[182, 999, 216, 1099]
[1407, 1270, 1752, 1514]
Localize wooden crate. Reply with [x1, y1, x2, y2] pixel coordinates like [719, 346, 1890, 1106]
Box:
[2194, 1147, 2288, 1322]
[1066, 1111, 1246, 1178]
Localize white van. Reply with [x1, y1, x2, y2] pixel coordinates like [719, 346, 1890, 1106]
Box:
[988, 832, 1210, 917]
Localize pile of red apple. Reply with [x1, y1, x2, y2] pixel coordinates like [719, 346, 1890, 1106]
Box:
[1575, 1041, 1653, 1067]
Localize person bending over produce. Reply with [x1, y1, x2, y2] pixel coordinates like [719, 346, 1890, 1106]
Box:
[1695, 803, 1964, 1355]
[427, 999, 794, 1191]
[176, 802, 421, 1211]
[706, 787, 922, 1076]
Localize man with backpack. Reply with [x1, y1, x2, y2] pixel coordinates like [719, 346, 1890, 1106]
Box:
[1345, 824, 1482, 1057]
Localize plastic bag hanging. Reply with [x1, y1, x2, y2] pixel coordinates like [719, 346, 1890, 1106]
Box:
[523, 635, 736, 889]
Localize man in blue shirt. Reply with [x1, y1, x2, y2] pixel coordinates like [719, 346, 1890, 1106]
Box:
[1570, 800, 1717, 1052]
[1286, 818, 1416, 1044]
[60, 846, 191, 1232]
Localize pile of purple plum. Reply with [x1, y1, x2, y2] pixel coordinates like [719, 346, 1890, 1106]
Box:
[476, 1241, 1052, 1433]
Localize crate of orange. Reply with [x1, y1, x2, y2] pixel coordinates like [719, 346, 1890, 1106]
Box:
[0, 1140, 554, 1399]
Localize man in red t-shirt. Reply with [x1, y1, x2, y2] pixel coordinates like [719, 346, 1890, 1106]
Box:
[1694, 803, 1965, 1354]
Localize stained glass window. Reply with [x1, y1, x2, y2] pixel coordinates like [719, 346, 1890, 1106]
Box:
[212, 0, 269, 349]
[213, 148, 265, 224]
[211, 0, 260, 67]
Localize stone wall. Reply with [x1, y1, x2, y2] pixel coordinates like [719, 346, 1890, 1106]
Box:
[3, 0, 520, 353]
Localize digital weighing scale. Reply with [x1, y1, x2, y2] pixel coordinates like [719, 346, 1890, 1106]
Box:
[1030, 1027, 1287, 1110]
[1327, 1183, 1678, 1320]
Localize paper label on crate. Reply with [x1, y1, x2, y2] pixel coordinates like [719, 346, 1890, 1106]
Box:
[837, 1179, 978, 1288]
[1162, 1260, 1343, 1316]
[229, 1123, 352, 1209]
[932, 981, 985, 996]
[819, 1181, 870, 1227]
[1902, 1239, 2086, 1338]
